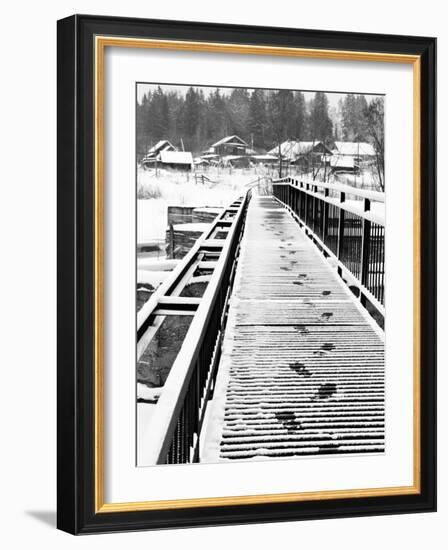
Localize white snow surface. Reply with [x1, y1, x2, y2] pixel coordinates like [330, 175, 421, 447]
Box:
[137, 258, 179, 272]
[172, 223, 211, 232]
[137, 167, 260, 243]
[137, 269, 169, 287]
[137, 383, 162, 402]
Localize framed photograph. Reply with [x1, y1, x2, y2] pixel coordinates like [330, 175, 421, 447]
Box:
[57, 14, 436, 534]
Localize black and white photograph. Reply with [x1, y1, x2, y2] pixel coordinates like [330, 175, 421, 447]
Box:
[136, 83, 386, 466]
[0, 1, 439, 542]
[53, 4, 439, 536]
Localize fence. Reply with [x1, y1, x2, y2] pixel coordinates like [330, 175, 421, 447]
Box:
[272, 177, 385, 317]
[137, 190, 251, 464]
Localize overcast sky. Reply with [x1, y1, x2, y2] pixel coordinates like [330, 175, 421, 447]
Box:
[136, 83, 383, 110]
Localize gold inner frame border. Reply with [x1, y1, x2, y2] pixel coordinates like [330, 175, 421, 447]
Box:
[94, 35, 421, 513]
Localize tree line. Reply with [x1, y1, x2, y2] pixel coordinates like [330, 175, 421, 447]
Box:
[137, 86, 384, 161]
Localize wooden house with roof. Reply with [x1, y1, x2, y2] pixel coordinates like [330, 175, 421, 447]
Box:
[208, 135, 250, 157]
[141, 140, 177, 168]
[332, 141, 376, 162]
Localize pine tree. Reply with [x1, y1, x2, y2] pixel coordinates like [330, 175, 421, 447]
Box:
[136, 92, 151, 158]
[340, 94, 369, 141]
[267, 90, 296, 145]
[309, 92, 333, 142]
[208, 89, 229, 142]
[364, 97, 385, 190]
[248, 89, 267, 149]
[341, 93, 356, 140]
[294, 92, 307, 140]
[166, 91, 183, 145]
[181, 87, 201, 151]
[146, 86, 170, 143]
[227, 88, 250, 139]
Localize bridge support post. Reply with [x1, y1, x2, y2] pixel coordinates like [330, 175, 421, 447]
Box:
[322, 188, 330, 244]
[336, 192, 346, 274]
[304, 183, 310, 226]
[312, 185, 318, 233]
[360, 198, 372, 305]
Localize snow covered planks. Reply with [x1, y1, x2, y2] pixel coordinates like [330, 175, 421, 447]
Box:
[202, 195, 385, 463]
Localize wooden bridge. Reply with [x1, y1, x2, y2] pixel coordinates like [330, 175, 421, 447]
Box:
[137, 178, 385, 465]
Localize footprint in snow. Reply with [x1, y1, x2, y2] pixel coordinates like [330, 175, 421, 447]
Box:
[289, 361, 312, 377]
[321, 342, 335, 352]
[275, 411, 302, 432]
[314, 383, 337, 400]
[313, 342, 335, 356]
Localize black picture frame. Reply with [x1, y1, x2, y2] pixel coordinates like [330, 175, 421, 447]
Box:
[57, 14, 436, 534]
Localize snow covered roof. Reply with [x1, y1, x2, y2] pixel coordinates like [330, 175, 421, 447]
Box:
[159, 151, 193, 165]
[211, 135, 249, 148]
[251, 154, 278, 161]
[333, 141, 375, 156]
[267, 140, 328, 159]
[146, 140, 176, 155]
[330, 155, 356, 169]
[222, 155, 245, 161]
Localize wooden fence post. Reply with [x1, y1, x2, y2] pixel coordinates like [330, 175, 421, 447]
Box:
[169, 223, 175, 259]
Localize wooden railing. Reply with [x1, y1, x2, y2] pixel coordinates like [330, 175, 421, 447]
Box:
[137, 191, 251, 464]
[273, 177, 385, 321]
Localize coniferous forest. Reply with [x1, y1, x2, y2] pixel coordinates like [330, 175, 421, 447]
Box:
[136, 85, 384, 162]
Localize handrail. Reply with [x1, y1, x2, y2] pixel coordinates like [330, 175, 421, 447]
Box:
[138, 190, 251, 464]
[274, 176, 385, 203]
[272, 177, 385, 321]
[272, 177, 385, 226]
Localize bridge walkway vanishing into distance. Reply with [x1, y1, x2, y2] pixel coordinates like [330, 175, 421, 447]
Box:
[201, 194, 384, 462]
[137, 178, 385, 465]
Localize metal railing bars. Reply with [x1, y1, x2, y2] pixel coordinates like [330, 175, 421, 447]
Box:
[273, 177, 385, 322]
[138, 190, 251, 465]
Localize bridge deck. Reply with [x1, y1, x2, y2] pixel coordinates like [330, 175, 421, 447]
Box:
[202, 195, 385, 462]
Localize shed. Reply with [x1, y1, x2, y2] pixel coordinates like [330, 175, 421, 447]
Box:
[268, 140, 332, 161]
[250, 154, 278, 165]
[209, 135, 249, 157]
[159, 151, 194, 170]
[141, 140, 177, 167]
[147, 139, 176, 156]
[333, 141, 376, 159]
[222, 155, 251, 168]
[330, 154, 360, 174]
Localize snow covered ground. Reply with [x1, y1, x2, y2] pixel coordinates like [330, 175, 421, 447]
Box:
[136, 166, 257, 293]
[136, 166, 385, 465]
[137, 166, 263, 244]
[136, 166, 383, 244]
[333, 169, 383, 192]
